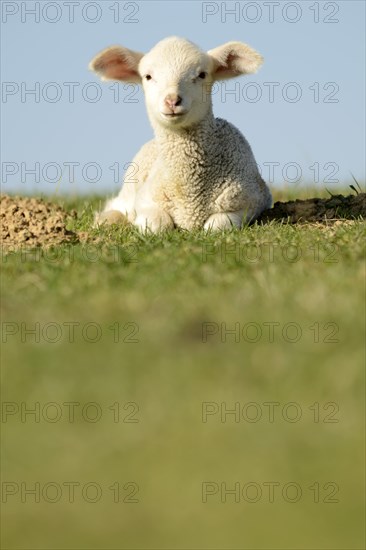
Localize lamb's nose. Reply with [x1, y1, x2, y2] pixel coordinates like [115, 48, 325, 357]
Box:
[165, 94, 182, 109]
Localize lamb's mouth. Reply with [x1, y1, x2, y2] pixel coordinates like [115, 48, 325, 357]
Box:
[161, 112, 186, 119]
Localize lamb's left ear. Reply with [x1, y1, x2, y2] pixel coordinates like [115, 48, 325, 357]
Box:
[208, 41, 263, 80]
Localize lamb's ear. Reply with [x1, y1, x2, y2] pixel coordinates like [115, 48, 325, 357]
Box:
[89, 46, 144, 83]
[208, 42, 263, 80]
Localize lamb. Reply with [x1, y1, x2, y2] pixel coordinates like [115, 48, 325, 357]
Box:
[90, 36, 272, 231]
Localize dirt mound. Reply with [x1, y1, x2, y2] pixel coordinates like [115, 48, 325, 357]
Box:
[1, 195, 77, 250]
[1, 193, 365, 251]
[258, 193, 366, 224]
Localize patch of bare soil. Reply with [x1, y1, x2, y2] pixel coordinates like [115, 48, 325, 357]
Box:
[1, 195, 78, 250]
[1, 193, 365, 251]
[258, 193, 366, 224]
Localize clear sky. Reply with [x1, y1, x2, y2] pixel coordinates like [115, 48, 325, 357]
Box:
[1, 0, 365, 196]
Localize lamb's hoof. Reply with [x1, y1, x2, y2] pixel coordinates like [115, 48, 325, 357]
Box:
[135, 209, 174, 233]
[95, 210, 128, 226]
[204, 212, 242, 231]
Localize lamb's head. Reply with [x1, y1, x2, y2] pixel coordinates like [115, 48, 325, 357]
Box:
[90, 36, 263, 130]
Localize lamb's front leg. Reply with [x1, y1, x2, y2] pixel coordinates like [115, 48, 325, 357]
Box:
[135, 207, 174, 233]
[134, 174, 174, 232]
[204, 211, 243, 231]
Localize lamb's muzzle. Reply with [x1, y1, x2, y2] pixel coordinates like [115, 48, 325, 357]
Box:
[164, 94, 182, 109]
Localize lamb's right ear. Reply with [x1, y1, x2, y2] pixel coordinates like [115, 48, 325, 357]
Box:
[89, 46, 144, 83]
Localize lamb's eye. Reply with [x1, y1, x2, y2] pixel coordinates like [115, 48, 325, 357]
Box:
[198, 72, 206, 79]
[145, 74, 152, 81]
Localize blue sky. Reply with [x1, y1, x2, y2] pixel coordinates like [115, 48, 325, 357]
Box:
[1, 0, 365, 196]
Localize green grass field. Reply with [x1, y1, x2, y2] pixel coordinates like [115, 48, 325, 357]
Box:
[1, 187, 365, 549]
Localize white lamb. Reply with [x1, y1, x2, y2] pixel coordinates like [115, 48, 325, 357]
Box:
[90, 36, 272, 231]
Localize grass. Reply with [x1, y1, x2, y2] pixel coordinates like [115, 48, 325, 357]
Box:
[1, 187, 365, 549]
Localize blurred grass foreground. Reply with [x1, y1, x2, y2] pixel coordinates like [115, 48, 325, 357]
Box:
[1, 186, 365, 549]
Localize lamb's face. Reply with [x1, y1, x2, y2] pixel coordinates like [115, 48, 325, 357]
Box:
[139, 38, 215, 130]
[90, 37, 263, 131]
